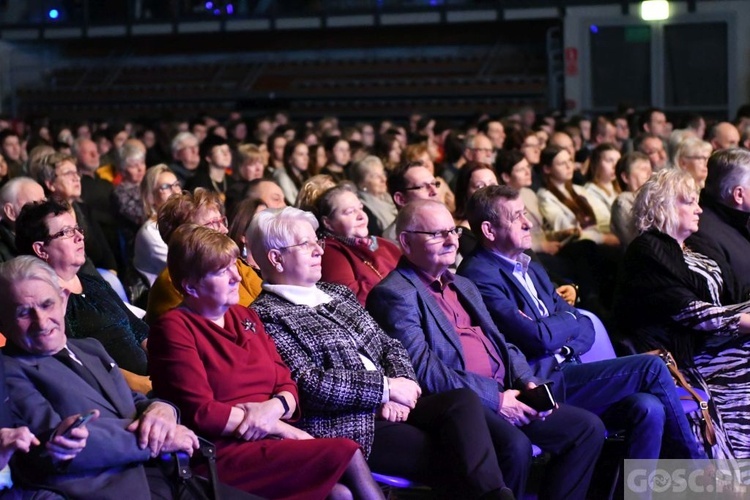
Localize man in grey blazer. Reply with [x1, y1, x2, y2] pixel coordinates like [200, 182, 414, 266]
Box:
[0, 256, 199, 500]
[368, 199, 605, 500]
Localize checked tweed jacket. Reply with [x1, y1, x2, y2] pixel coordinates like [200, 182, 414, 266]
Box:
[252, 282, 417, 457]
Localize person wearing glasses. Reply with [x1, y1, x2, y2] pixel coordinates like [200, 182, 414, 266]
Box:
[148, 224, 381, 499]
[380, 160, 442, 243]
[133, 164, 182, 286]
[250, 207, 516, 499]
[29, 152, 117, 273]
[367, 199, 605, 500]
[14, 199, 151, 391]
[315, 182, 402, 306]
[144, 188, 262, 325]
[673, 137, 713, 188]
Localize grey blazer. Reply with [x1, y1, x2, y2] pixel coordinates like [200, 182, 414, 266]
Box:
[367, 262, 542, 412]
[252, 282, 416, 457]
[3, 338, 166, 500]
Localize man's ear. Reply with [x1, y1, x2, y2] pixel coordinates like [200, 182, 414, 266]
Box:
[44, 180, 56, 193]
[393, 192, 406, 208]
[31, 241, 47, 261]
[398, 231, 411, 254]
[732, 185, 745, 208]
[2, 202, 15, 222]
[60, 288, 71, 309]
[480, 220, 497, 242]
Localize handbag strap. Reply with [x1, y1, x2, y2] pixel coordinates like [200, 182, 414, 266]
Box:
[651, 349, 717, 446]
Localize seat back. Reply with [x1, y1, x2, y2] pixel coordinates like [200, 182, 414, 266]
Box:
[578, 309, 616, 362]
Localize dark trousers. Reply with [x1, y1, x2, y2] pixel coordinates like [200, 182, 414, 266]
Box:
[369, 388, 507, 498]
[484, 403, 605, 500]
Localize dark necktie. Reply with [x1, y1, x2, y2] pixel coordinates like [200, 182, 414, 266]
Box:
[53, 348, 101, 392]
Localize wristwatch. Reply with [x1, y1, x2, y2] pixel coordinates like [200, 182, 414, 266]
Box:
[273, 394, 290, 415]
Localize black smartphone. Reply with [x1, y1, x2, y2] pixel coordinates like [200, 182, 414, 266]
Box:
[517, 383, 556, 412]
[59, 410, 97, 438]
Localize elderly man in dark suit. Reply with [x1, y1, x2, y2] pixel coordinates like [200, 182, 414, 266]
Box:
[687, 148, 750, 302]
[456, 184, 707, 461]
[367, 199, 606, 500]
[0, 256, 199, 499]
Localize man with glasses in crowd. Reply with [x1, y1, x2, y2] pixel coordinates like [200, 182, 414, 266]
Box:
[367, 199, 605, 500]
[381, 160, 442, 243]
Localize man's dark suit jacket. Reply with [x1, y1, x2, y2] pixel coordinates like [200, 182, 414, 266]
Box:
[3, 338, 164, 500]
[367, 260, 541, 412]
[458, 247, 596, 399]
[686, 193, 750, 303]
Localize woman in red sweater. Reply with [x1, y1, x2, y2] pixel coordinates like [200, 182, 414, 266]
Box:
[316, 182, 402, 306]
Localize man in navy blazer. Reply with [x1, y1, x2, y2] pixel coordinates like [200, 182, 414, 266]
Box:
[367, 199, 606, 500]
[0, 256, 199, 499]
[457, 184, 706, 460]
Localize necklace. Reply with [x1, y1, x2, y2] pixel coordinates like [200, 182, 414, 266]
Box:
[210, 176, 227, 194]
[361, 259, 383, 279]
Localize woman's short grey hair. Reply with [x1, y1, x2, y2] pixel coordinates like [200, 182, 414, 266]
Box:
[247, 207, 319, 273]
[118, 141, 146, 171]
[633, 168, 698, 237]
[0, 255, 62, 295]
[171, 132, 198, 156]
[673, 137, 712, 169]
[667, 129, 697, 164]
[351, 155, 384, 188]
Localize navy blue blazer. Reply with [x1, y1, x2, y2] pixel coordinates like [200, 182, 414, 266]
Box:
[367, 260, 541, 412]
[458, 246, 595, 395]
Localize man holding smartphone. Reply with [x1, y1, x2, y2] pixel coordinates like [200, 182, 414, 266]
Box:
[368, 199, 606, 500]
[457, 185, 706, 461]
[0, 256, 199, 498]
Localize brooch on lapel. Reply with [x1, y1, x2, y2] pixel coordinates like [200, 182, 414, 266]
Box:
[242, 318, 256, 332]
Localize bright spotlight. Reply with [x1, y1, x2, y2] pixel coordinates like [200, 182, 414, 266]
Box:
[48, 8, 60, 20]
[640, 1, 670, 21]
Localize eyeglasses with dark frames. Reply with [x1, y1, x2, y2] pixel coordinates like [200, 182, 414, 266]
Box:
[404, 180, 442, 191]
[157, 181, 182, 192]
[278, 238, 326, 252]
[45, 225, 84, 243]
[402, 227, 462, 242]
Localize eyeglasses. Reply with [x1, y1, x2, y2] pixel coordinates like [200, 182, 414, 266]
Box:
[278, 238, 325, 252]
[57, 170, 80, 180]
[521, 142, 541, 150]
[45, 225, 84, 243]
[204, 216, 228, 230]
[404, 180, 441, 192]
[157, 181, 182, 192]
[472, 147, 494, 154]
[403, 227, 462, 242]
[684, 155, 709, 162]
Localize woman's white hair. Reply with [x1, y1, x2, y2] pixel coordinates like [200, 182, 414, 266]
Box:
[247, 207, 319, 274]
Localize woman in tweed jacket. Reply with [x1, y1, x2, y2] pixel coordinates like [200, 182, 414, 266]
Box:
[249, 207, 515, 499]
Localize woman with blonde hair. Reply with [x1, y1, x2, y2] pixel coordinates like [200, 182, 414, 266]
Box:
[615, 168, 750, 458]
[133, 164, 182, 285]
